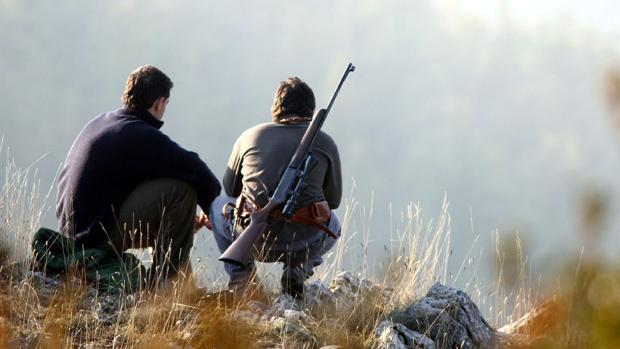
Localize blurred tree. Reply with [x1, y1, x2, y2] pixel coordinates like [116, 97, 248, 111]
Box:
[605, 68, 620, 132]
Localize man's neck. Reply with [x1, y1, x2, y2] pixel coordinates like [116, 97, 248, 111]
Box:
[148, 107, 164, 120]
[278, 114, 311, 124]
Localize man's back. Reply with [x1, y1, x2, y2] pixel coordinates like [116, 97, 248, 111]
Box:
[213, 76, 344, 297]
[222, 122, 342, 247]
[223, 122, 341, 209]
[57, 108, 220, 247]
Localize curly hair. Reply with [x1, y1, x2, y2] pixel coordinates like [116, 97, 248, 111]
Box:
[121, 65, 173, 111]
[271, 77, 315, 122]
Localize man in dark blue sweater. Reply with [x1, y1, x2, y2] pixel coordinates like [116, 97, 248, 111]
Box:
[56, 65, 220, 286]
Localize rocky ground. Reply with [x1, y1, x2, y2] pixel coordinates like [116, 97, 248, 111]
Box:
[1, 271, 540, 348]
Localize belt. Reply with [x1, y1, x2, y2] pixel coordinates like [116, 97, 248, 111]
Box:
[227, 196, 340, 240]
[270, 200, 339, 239]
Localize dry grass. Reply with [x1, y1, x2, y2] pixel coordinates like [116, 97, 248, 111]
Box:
[0, 148, 470, 348]
[0, 139, 54, 274]
[0, 142, 588, 348]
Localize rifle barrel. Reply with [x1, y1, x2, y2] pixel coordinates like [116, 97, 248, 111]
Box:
[326, 63, 355, 114]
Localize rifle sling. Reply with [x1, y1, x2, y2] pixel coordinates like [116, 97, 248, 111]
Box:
[270, 201, 339, 239]
[234, 197, 339, 240]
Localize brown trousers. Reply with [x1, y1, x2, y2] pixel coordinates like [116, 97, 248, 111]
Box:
[108, 178, 196, 285]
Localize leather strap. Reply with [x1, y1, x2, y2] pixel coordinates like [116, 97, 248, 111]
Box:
[271, 201, 339, 239]
[236, 197, 340, 239]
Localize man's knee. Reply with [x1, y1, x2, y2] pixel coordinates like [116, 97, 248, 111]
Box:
[115, 178, 197, 248]
[209, 194, 237, 243]
[153, 178, 197, 205]
[327, 212, 341, 237]
[122, 178, 196, 209]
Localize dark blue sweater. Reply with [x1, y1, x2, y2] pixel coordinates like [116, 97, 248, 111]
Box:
[56, 108, 221, 247]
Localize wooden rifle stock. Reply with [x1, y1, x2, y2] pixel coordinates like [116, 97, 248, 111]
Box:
[219, 63, 355, 267]
[218, 201, 275, 266]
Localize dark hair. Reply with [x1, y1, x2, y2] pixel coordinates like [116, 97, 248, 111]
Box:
[271, 77, 315, 121]
[121, 65, 173, 110]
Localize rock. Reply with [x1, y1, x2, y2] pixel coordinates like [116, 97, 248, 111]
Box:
[305, 280, 338, 316]
[375, 321, 407, 349]
[392, 283, 498, 349]
[92, 293, 124, 325]
[27, 271, 63, 304]
[29, 271, 62, 289]
[268, 316, 287, 330]
[331, 271, 380, 296]
[282, 321, 312, 339]
[494, 297, 562, 348]
[283, 309, 312, 324]
[237, 300, 268, 327]
[236, 310, 262, 324]
[266, 294, 302, 318]
[498, 297, 561, 337]
[267, 315, 313, 341]
[265, 299, 314, 343]
[329, 271, 392, 314]
[392, 323, 435, 349]
[247, 300, 270, 315]
[375, 320, 435, 349]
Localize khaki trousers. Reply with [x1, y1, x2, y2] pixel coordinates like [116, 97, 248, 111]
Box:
[108, 178, 197, 286]
[209, 194, 340, 290]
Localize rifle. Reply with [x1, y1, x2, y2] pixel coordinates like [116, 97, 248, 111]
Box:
[219, 63, 355, 267]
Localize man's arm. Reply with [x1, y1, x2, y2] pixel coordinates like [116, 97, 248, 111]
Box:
[137, 128, 221, 212]
[322, 134, 342, 209]
[222, 136, 244, 197]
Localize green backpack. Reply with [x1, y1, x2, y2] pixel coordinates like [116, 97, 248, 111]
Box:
[31, 227, 146, 293]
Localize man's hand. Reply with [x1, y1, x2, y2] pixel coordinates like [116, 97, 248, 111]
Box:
[194, 212, 213, 233]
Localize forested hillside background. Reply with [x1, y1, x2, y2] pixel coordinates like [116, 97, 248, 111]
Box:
[1, 0, 620, 287]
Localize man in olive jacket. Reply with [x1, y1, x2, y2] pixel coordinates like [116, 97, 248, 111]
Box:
[57, 65, 221, 286]
[210, 77, 342, 298]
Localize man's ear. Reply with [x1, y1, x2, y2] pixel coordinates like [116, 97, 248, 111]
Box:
[154, 97, 166, 112]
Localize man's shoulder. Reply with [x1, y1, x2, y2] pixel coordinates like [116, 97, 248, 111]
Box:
[315, 129, 338, 153]
[242, 122, 278, 134]
[317, 129, 336, 143]
[238, 122, 337, 147]
[94, 108, 128, 121]
[235, 122, 278, 141]
[77, 109, 121, 137]
[86, 108, 134, 127]
[80, 108, 163, 147]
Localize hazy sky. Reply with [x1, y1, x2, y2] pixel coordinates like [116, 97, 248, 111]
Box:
[442, 0, 620, 40]
[1, 0, 620, 295]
